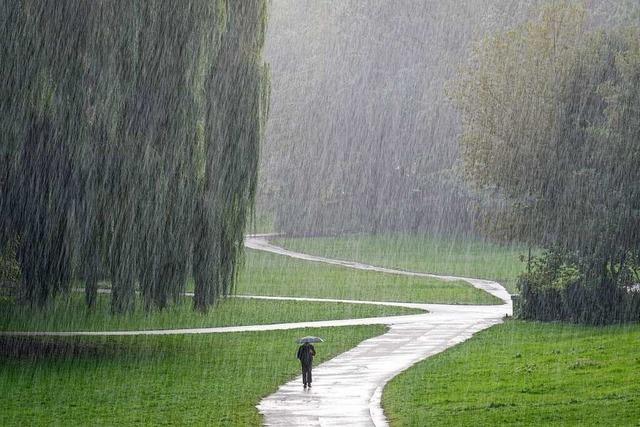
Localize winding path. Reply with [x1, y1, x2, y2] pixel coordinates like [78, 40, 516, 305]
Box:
[2, 235, 511, 426]
[247, 236, 511, 426]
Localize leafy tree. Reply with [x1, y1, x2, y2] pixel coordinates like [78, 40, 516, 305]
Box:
[452, 2, 640, 321]
[259, 0, 637, 237]
[0, 1, 269, 313]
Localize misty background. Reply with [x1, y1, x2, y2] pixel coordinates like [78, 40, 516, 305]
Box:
[257, 0, 639, 237]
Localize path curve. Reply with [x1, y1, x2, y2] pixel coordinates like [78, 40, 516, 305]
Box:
[245, 235, 511, 304]
[248, 236, 511, 427]
[1, 235, 512, 426]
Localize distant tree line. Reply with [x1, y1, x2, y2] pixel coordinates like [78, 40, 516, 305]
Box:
[0, 1, 269, 313]
[259, 0, 636, 237]
[452, 2, 640, 324]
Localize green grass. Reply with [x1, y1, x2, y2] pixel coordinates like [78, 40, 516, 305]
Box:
[0, 233, 525, 425]
[383, 321, 640, 426]
[234, 249, 500, 305]
[0, 325, 386, 426]
[0, 293, 419, 332]
[274, 234, 531, 293]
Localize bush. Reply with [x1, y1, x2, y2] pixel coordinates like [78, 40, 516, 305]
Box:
[517, 250, 640, 325]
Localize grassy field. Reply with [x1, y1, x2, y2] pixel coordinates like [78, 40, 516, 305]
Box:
[0, 325, 386, 426]
[0, 294, 419, 332]
[274, 234, 531, 293]
[0, 233, 528, 426]
[234, 249, 500, 305]
[383, 321, 640, 426]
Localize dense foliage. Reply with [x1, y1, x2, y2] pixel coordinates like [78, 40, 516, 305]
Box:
[453, 3, 640, 322]
[260, 0, 637, 236]
[0, 1, 269, 312]
[518, 250, 640, 324]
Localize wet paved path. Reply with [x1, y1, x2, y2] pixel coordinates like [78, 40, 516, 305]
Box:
[248, 236, 511, 427]
[2, 235, 511, 426]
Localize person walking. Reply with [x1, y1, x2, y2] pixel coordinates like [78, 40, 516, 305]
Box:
[296, 342, 316, 389]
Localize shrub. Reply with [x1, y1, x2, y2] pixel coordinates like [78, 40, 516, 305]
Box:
[517, 250, 640, 325]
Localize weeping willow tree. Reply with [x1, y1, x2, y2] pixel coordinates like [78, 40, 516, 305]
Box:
[0, 0, 269, 313]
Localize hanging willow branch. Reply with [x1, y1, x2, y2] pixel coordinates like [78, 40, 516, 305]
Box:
[0, 0, 269, 313]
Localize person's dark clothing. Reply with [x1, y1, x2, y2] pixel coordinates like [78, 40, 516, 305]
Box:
[296, 343, 316, 386]
[302, 362, 312, 386]
[297, 343, 315, 365]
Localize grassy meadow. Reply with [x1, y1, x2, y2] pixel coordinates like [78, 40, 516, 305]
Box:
[274, 234, 531, 293]
[383, 321, 640, 426]
[0, 236, 438, 426]
[235, 249, 500, 304]
[0, 326, 386, 426]
[0, 294, 419, 332]
[8, 233, 630, 426]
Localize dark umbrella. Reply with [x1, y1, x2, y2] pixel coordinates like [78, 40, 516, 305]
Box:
[297, 336, 324, 344]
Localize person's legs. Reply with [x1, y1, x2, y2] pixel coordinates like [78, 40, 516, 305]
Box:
[302, 364, 308, 386]
[302, 363, 311, 387]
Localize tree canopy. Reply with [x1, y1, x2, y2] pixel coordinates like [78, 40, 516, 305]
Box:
[0, 0, 269, 313]
[451, 2, 640, 322]
[259, 0, 637, 237]
[452, 3, 639, 264]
